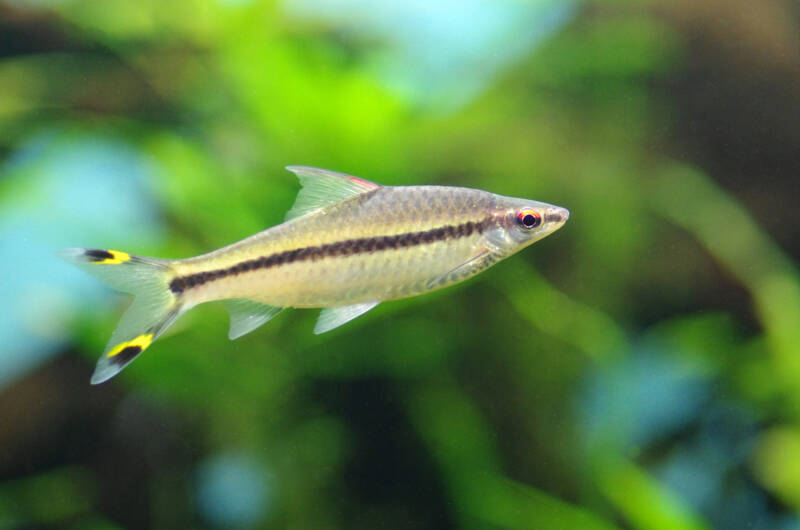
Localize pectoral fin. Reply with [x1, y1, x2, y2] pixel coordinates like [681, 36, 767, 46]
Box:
[225, 299, 284, 339]
[425, 247, 499, 290]
[314, 301, 379, 334]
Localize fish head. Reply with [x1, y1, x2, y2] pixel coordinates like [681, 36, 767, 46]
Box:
[488, 196, 569, 253]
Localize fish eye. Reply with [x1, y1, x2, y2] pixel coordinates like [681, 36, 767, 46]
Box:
[516, 209, 541, 229]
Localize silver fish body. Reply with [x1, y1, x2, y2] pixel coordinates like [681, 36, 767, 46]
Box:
[62, 166, 569, 383]
[176, 185, 567, 307]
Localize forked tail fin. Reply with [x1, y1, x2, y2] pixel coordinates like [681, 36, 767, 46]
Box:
[60, 248, 184, 384]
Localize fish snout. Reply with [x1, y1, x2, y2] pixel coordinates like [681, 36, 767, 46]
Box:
[546, 206, 570, 225]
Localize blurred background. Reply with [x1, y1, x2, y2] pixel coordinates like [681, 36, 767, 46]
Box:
[1, 0, 799, 528]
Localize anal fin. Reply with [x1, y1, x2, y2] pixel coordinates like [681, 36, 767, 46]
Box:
[314, 301, 379, 335]
[225, 299, 283, 339]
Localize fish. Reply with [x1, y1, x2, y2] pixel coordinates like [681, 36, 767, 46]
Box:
[61, 166, 569, 384]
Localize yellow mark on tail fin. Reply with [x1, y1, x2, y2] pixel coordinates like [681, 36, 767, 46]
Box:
[107, 334, 153, 358]
[90, 249, 131, 265]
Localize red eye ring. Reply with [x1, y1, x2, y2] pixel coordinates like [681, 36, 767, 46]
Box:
[516, 209, 541, 229]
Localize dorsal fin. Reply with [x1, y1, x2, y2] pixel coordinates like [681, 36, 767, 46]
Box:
[284, 166, 380, 221]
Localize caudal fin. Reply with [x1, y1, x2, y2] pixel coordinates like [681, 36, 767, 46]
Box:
[60, 248, 184, 384]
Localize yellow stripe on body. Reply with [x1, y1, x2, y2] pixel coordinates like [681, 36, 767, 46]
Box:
[107, 333, 153, 357]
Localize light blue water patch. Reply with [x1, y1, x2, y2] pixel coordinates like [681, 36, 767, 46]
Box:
[284, 0, 578, 111]
[578, 346, 711, 452]
[0, 130, 163, 389]
[663, 403, 766, 530]
[658, 442, 776, 530]
[578, 344, 784, 529]
[656, 444, 724, 511]
[195, 451, 273, 528]
[773, 517, 800, 530]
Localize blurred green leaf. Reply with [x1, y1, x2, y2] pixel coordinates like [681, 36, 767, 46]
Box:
[596, 457, 710, 530]
[754, 426, 800, 508]
[0, 467, 94, 525]
[493, 259, 629, 361]
[651, 164, 800, 408]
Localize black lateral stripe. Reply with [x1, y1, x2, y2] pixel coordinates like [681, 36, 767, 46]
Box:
[169, 217, 492, 294]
